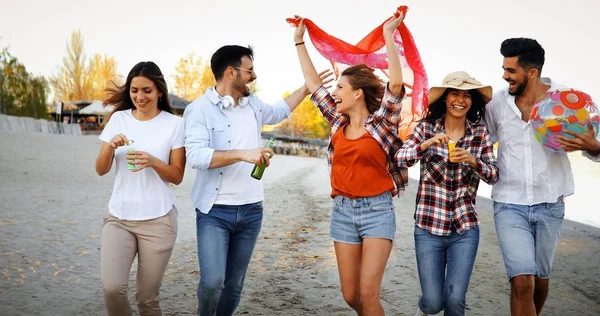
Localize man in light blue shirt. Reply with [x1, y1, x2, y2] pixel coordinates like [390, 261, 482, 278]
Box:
[183, 45, 310, 316]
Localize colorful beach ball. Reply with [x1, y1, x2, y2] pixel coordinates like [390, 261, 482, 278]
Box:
[531, 89, 600, 152]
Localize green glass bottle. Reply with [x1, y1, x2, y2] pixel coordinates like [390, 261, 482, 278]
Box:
[251, 137, 275, 180]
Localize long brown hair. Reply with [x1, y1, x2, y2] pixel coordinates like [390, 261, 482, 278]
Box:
[102, 61, 173, 126]
[341, 64, 385, 114]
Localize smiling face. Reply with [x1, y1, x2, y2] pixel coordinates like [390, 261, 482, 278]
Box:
[231, 56, 256, 97]
[502, 56, 532, 96]
[445, 89, 473, 119]
[331, 76, 361, 115]
[129, 76, 161, 113]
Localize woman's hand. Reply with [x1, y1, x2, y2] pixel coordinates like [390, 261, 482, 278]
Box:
[109, 134, 132, 149]
[128, 151, 158, 172]
[318, 69, 335, 89]
[450, 147, 478, 168]
[420, 133, 450, 151]
[383, 9, 405, 36]
[293, 15, 307, 43]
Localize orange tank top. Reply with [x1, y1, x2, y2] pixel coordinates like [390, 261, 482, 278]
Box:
[330, 127, 395, 199]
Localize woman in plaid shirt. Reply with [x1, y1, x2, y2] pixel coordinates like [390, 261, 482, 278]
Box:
[395, 71, 499, 316]
[292, 9, 408, 316]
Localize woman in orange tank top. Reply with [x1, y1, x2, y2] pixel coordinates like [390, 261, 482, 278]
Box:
[292, 8, 408, 315]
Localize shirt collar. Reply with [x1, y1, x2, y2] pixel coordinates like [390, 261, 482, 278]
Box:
[204, 87, 223, 108]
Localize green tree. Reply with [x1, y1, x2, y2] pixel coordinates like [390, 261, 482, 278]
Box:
[0, 48, 48, 118]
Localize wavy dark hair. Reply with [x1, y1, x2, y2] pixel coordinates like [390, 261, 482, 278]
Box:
[341, 64, 385, 114]
[102, 61, 173, 125]
[423, 88, 487, 124]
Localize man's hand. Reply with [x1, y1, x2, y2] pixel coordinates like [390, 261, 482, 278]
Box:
[241, 148, 275, 166]
[558, 121, 600, 154]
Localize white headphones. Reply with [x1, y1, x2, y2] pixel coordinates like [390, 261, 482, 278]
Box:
[221, 95, 249, 108]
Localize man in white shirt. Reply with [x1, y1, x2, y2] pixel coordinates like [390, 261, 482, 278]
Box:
[485, 37, 600, 316]
[183, 45, 310, 316]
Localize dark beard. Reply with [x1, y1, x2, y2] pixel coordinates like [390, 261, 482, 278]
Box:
[234, 74, 250, 97]
[508, 76, 528, 96]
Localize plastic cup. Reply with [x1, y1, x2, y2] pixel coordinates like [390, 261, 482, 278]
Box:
[448, 140, 456, 162]
[127, 148, 135, 170]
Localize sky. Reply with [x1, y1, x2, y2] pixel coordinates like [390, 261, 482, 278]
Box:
[1, 0, 599, 103]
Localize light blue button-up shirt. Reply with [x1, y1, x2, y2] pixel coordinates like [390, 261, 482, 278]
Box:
[183, 87, 291, 214]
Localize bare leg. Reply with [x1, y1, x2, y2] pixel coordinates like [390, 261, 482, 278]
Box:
[334, 242, 363, 314]
[510, 275, 536, 316]
[358, 238, 392, 316]
[533, 278, 549, 315]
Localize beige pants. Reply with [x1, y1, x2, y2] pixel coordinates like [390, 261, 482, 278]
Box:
[101, 209, 177, 316]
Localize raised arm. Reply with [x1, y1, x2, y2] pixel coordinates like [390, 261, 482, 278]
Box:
[383, 9, 405, 95]
[293, 17, 322, 93]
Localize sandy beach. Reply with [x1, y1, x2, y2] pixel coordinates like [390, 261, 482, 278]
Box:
[1, 131, 599, 316]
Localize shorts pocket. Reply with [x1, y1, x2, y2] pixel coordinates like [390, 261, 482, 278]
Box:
[333, 196, 343, 210]
[369, 198, 394, 213]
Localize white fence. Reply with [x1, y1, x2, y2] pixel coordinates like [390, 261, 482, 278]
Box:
[0, 114, 82, 135]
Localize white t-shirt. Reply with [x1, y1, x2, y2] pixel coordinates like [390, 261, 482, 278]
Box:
[214, 104, 263, 205]
[99, 109, 184, 220]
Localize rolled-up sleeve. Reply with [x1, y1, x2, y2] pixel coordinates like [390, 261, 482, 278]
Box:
[183, 104, 215, 170]
[396, 121, 426, 168]
[473, 128, 499, 184]
[378, 83, 405, 125]
[484, 99, 499, 144]
[260, 98, 291, 125]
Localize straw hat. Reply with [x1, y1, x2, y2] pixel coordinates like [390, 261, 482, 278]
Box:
[428, 71, 493, 105]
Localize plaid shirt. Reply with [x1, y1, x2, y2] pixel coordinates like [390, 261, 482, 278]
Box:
[310, 84, 408, 196]
[396, 118, 499, 236]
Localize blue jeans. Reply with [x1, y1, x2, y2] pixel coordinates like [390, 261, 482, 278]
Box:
[493, 198, 564, 280]
[414, 225, 479, 316]
[196, 202, 263, 316]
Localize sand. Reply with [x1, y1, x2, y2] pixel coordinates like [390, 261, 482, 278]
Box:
[0, 131, 599, 315]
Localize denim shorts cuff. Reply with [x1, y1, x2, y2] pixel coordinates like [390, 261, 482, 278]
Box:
[508, 270, 538, 281]
[331, 238, 362, 245]
[536, 274, 551, 279]
[362, 236, 395, 242]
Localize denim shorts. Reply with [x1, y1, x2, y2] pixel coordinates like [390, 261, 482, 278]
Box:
[493, 197, 565, 280]
[330, 191, 396, 244]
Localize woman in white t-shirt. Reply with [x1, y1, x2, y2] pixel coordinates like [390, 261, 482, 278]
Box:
[95, 61, 185, 316]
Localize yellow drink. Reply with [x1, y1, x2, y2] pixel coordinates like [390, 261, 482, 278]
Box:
[448, 140, 456, 162]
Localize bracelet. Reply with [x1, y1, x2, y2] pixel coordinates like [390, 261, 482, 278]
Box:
[295, 41, 305, 46]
